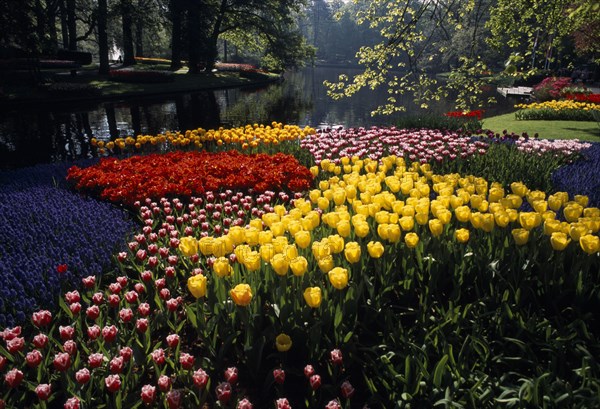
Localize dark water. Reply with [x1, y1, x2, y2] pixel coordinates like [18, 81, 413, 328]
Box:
[0, 67, 516, 169]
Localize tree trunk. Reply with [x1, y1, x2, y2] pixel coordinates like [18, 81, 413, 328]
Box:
[46, 0, 58, 53]
[59, 0, 69, 49]
[98, 0, 110, 74]
[135, 0, 144, 57]
[66, 0, 77, 50]
[121, 0, 136, 65]
[170, 0, 183, 70]
[187, 0, 201, 74]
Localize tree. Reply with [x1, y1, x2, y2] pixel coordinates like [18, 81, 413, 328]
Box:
[487, 0, 574, 73]
[120, 0, 136, 65]
[98, 0, 109, 74]
[324, 0, 496, 114]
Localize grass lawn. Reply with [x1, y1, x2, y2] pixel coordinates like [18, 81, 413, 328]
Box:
[482, 112, 600, 141]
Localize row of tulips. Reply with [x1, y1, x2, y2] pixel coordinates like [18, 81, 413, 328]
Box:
[90, 123, 315, 155]
[4, 148, 599, 407]
[514, 99, 599, 121]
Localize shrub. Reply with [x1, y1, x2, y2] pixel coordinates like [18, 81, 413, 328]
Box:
[532, 76, 572, 102]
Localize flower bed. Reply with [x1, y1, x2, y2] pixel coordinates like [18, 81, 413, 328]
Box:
[300, 127, 489, 164]
[514, 100, 600, 121]
[0, 163, 135, 327]
[2, 125, 600, 408]
[90, 123, 315, 156]
[67, 150, 314, 206]
[566, 93, 600, 104]
[109, 69, 174, 83]
[2, 152, 599, 408]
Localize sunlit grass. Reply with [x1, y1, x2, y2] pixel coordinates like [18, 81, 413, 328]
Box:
[483, 112, 599, 141]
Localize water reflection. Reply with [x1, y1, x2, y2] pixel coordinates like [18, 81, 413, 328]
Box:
[0, 66, 515, 169]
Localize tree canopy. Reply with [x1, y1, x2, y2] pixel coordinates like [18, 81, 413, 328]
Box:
[324, 0, 599, 114]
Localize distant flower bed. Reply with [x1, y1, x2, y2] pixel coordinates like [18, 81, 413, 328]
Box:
[67, 150, 314, 206]
[109, 69, 174, 83]
[566, 93, 600, 104]
[90, 123, 316, 155]
[215, 63, 261, 72]
[532, 76, 572, 102]
[0, 163, 135, 327]
[514, 137, 592, 157]
[515, 100, 599, 121]
[444, 109, 484, 120]
[300, 127, 488, 164]
[134, 56, 172, 65]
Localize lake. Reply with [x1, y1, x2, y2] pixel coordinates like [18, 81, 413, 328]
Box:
[0, 66, 517, 169]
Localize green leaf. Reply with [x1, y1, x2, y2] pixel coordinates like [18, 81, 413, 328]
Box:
[186, 305, 198, 329]
[433, 354, 449, 388]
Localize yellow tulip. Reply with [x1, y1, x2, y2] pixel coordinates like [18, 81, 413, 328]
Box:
[580, 234, 600, 254]
[213, 257, 233, 278]
[574, 195, 589, 208]
[569, 223, 590, 242]
[510, 182, 529, 197]
[455, 206, 471, 223]
[367, 241, 385, 258]
[344, 241, 362, 263]
[584, 207, 600, 218]
[415, 212, 429, 225]
[354, 221, 370, 238]
[318, 255, 335, 273]
[290, 256, 308, 276]
[275, 333, 292, 352]
[303, 287, 322, 308]
[387, 224, 401, 242]
[245, 227, 260, 246]
[399, 216, 414, 231]
[270, 254, 289, 276]
[242, 251, 262, 272]
[230, 283, 252, 306]
[437, 209, 452, 225]
[550, 232, 570, 251]
[494, 211, 510, 228]
[272, 236, 288, 253]
[564, 204, 583, 222]
[532, 200, 548, 214]
[310, 166, 319, 177]
[309, 189, 321, 204]
[328, 267, 349, 289]
[429, 219, 443, 237]
[480, 213, 495, 233]
[262, 213, 280, 227]
[199, 237, 215, 256]
[519, 212, 542, 230]
[178, 236, 199, 257]
[470, 212, 482, 229]
[404, 232, 419, 248]
[317, 197, 330, 211]
[455, 228, 470, 243]
[511, 228, 529, 246]
[547, 194, 563, 212]
[333, 189, 347, 206]
[187, 274, 207, 298]
[260, 243, 276, 262]
[488, 187, 504, 202]
[249, 218, 263, 231]
[543, 219, 561, 236]
[227, 226, 245, 245]
[294, 230, 312, 249]
[336, 220, 351, 237]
